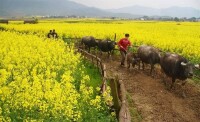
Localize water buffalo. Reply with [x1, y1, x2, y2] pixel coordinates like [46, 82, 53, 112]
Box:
[136, 45, 161, 76]
[160, 53, 197, 89]
[97, 39, 116, 57]
[81, 36, 97, 52]
[127, 52, 140, 69]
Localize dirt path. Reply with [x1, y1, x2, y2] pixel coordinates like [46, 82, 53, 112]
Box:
[100, 55, 200, 122]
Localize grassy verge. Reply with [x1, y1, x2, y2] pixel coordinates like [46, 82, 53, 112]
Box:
[80, 59, 118, 121]
[193, 69, 200, 85]
[126, 93, 143, 122]
[81, 59, 102, 89]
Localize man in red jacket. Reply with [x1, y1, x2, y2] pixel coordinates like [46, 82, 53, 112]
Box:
[118, 33, 131, 66]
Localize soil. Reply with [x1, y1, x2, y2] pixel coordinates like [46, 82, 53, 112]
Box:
[99, 54, 200, 122]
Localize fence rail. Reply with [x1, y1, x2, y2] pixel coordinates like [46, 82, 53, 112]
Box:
[77, 48, 131, 122]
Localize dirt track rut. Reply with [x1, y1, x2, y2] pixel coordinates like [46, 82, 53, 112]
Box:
[100, 56, 200, 122]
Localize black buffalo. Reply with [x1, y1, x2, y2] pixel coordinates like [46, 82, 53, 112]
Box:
[81, 36, 97, 52]
[97, 39, 116, 56]
[136, 45, 161, 76]
[127, 52, 140, 69]
[160, 53, 196, 89]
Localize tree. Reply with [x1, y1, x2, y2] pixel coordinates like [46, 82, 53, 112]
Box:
[189, 17, 197, 22]
[174, 17, 179, 22]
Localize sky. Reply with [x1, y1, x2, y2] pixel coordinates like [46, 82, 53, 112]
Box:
[70, 0, 200, 9]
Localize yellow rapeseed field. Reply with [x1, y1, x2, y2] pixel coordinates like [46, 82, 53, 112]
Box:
[0, 19, 199, 121]
[1, 19, 200, 63]
[0, 31, 113, 121]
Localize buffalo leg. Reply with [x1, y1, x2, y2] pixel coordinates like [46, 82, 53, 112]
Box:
[181, 80, 187, 98]
[138, 60, 140, 70]
[142, 62, 145, 70]
[160, 69, 166, 85]
[150, 63, 153, 74]
[181, 80, 187, 86]
[108, 52, 112, 60]
[171, 77, 176, 89]
[108, 52, 110, 58]
[127, 61, 130, 69]
[99, 50, 102, 55]
[138, 61, 140, 70]
[111, 50, 114, 55]
[132, 63, 135, 69]
[93, 47, 96, 54]
[151, 62, 157, 77]
[161, 70, 172, 89]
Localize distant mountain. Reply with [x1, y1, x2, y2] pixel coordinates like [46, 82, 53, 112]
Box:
[108, 5, 160, 16]
[108, 5, 200, 18]
[0, 0, 138, 18]
[161, 6, 200, 18]
[0, 0, 199, 18]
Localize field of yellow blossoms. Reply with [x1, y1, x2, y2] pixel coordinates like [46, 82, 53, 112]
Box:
[0, 19, 200, 121]
[0, 30, 114, 121]
[1, 19, 200, 63]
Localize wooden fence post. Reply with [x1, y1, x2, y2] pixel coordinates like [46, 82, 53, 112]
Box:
[77, 47, 131, 122]
[102, 64, 106, 78]
[119, 80, 131, 122]
[100, 77, 107, 94]
[110, 78, 121, 119]
[96, 55, 98, 67]
[91, 56, 94, 64]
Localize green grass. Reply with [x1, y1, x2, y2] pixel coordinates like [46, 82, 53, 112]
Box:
[193, 69, 200, 84]
[82, 59, 102, 89]
[126, 93, 143, 122]
[81, 59, 118, 122]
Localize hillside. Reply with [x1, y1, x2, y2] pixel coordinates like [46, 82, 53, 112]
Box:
[0, 0, 138, 18]
[108, 5, 200, 18]
[0, 0, 199, 18]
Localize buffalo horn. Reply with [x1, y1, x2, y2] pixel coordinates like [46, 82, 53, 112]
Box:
[194, 64, 199, 68]
[181, 62, 187, 66]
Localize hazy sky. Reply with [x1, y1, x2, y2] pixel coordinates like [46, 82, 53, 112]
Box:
[70, 0, 200, 9]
